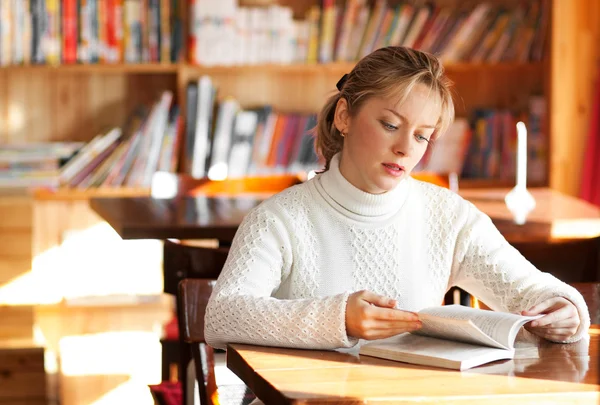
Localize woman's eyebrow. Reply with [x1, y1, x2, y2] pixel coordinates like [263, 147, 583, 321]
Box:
[384, 108, 436, 129]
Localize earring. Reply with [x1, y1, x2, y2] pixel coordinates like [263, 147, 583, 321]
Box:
[340, 131, 346, 137]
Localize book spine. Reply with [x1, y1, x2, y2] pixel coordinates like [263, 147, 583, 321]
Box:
[62, 0, 77, 64]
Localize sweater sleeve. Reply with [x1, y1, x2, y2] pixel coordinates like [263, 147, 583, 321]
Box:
[450, 202, 591, 343]
[204, 204, 356, 350]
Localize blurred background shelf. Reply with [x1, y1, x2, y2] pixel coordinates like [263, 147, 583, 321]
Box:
[0, 61, 545, 74]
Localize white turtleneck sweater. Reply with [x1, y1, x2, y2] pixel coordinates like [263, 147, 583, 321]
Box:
[204, 154, 590, 350]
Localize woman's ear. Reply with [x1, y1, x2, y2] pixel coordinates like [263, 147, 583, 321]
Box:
[333, 97, 349, 134]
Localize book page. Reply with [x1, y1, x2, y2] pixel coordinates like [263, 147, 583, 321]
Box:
[360, 333, 514, 370]
[415, 313, 507, 349]
[419, 305, 542, 349]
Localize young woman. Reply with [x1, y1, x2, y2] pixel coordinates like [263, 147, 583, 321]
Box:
[204, 46, 589, 350]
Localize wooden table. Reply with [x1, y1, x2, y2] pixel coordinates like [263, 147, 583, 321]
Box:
[227, 327, 600, 404]
[89, 195, 262, 242]
[90, 187, 600, 244]
[460, 188, 600, 243]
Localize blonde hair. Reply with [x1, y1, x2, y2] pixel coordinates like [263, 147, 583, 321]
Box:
[315, 46, 455, 170]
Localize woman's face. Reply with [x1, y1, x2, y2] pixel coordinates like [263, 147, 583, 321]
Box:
[335, 84, 441, 194]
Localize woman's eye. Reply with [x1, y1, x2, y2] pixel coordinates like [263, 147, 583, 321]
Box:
[381, 121, 397, 131]
[415, 134, 430, 143]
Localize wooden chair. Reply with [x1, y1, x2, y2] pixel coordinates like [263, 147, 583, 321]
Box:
[163, 239, 230, 405]
[178, 278, 255, 405]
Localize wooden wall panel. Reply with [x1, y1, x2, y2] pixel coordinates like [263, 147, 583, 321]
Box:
[551, 0, 600, 195]
[0, 231, 32, 258]
[0, 197, 32, 288]
[0, 71, 6, 142]
[448, 66, 545, 117]
[0, 71, 176, 144]
[0, 258, 32, 287]
[21, 73, 53, 144]
[180, 65, 338, 113]
[0, 197, 32, 229]
[0, 306, 34, 340]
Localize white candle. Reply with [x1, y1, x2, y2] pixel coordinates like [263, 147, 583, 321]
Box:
[516, 121, 527, 188]
[505, 121, 535, 225]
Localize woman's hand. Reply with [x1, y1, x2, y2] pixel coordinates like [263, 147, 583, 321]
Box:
[522, 297, 580, 342]
[345, 290, 422, 340]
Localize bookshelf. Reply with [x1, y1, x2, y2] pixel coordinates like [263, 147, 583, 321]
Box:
[0, 0, 596, 280]
[0, 0, 564, 196]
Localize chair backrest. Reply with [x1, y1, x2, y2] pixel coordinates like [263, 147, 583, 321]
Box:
[166, 239, 230, 405]
[178, 278, 218, 405]
[178, 279, 215, 344]
[163, 239, 229, 295]
[569, 282, 600, 324]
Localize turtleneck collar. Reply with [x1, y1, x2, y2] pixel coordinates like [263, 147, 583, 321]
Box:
[312, 153, 411, 221]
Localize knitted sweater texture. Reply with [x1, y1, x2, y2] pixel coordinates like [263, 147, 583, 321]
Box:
[205, 154, 590, 349]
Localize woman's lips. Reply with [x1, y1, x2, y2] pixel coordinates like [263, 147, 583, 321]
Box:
[382, 163, 405, 177]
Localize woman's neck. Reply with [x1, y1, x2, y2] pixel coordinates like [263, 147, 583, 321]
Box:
[314, 153, 410, 221]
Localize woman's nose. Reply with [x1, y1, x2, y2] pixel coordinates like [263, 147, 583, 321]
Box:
[393, 131, 412, 156]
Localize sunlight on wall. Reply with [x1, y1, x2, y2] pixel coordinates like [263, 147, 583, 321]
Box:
[551, 219, 600, 239]
[59, 331, 161, 405]
[60, 331, 160, 377]
[34, 325, 58, 374]
[0, 245, 63, 305]
[0, 221, 165, 305]
[59, 222, 163, 299]
[90, 380, 156, 405]
[7, 103, 25, 134]
[0, 219, 163, 304]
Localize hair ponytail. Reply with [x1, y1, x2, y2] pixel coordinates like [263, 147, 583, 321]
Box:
[315, 92, 344, 171]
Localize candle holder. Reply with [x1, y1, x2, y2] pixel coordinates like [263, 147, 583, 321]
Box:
[505, 185, 536, 225]
[505, 121, 536, 225]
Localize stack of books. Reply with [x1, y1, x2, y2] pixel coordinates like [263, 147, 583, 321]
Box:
[0, 142, 82, 189]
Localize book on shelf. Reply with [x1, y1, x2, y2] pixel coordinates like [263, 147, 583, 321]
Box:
[186, 0, 550, 67]
[0, 90, 182, 190]
[0, 0, 549, 67]
[183, 75, 322, 180]
[0, 0, 183, 67]
[359, 305, 542, 371]
[415, 117, 471, 175]
[459, 95, 547, 183]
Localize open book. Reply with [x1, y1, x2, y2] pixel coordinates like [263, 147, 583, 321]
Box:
[359, 305, 543, 371]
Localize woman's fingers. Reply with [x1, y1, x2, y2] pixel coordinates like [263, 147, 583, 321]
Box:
[345, 290, 423, 340]
[530, 304, 577, 327]
[531, 328, 577, 340]
[522, 298, 557, 316]
[368, 305, 420, 322]
[522, 297, 580, 341]
[532, 317, 580, 329]
[360, 290, 397, 309]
